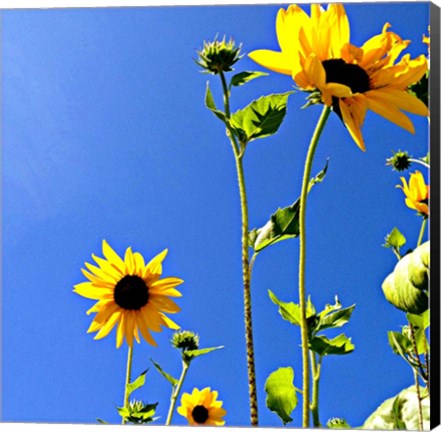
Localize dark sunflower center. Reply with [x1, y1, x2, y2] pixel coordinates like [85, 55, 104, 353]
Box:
[192, 405, 209, 424]
[322, 59, 371, 94]
[114, 275, 149, 310]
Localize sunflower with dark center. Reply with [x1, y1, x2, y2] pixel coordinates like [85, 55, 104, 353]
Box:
[177, 387, 226, 426]
[74, 240, 183, 348]
[249, 3, 429, 151]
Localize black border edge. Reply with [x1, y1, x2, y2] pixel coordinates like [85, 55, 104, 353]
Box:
[430, 1, 441, 430]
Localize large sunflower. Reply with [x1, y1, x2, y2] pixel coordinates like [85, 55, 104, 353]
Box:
[74, 240, 183, 348]
[177, 387, 226, 426]
[249, 3, 429, 150]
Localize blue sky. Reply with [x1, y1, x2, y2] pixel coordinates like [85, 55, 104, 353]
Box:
[1, 2, 430, 428]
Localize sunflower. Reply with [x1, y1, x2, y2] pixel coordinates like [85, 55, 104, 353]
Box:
[74, 240, 183, 348]
[177, 387, 226, 426]
[248, 3, 429, 150]
[397, 170, 429, 215]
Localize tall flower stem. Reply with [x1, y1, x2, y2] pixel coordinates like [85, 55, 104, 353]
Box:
[165, 360, 190, 426]
[417, 217, 428, 247]
[122, 345, 134, 425]
[298, 105, 331, 427]
[219, 70, 258, 426]
[310, 352, 322, 427]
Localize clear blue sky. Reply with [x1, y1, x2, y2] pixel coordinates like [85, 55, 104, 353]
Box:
[2, 2, 430, 427]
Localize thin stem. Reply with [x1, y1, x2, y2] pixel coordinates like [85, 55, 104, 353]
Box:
[298, 105, 331, 428]
[409, 323, 424, 430]
[219, 70, 258, 426]
[409, 158, 430, 169]
[310, 352, 322, 427]
[417, 217, 428, 247]
[122, 345, 134, 425]
[165, 360, 190, 426]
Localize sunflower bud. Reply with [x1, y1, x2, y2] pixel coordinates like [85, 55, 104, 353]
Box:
[382, 241, 429, 314]
[172, 330, 200, 351]
[327, 417, 351, 429]
[118, 400, 157, 424]
[386, 150, 411, 172]
[196, 36, 242, 74]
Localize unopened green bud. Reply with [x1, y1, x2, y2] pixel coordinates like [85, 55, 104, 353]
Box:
[386, 150, 411, 172]
[171, 330, 200, 351]
[196, 36, 242, 74]
[327, 417, 351, 429]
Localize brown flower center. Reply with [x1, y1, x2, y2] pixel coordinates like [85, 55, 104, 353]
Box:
[114, 275, 149, 310]
[192, 405, 209, 424]
[322, 59, 371, 119]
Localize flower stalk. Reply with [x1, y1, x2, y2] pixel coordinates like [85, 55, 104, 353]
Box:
[417, 217, 428, 247]
[122, 345, 134, 425]
[165, 359, 190, 426]
[219, 69, 258, 426]
[310, 352, 323, 427]
[298, 105, 331, 427]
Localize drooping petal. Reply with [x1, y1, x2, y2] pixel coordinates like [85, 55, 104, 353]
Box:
[248, 49, 294, 75]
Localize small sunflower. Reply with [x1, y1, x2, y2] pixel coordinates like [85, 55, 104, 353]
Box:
[397, 170, 429, 216]
[249, 3, 429, 150]
[177, 387, 226, 426]
[74, 240, 183, 348]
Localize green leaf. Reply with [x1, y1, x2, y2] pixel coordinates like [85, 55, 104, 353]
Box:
[126, 370, 148, 397]
[96, 418, 109, 424]
[309, 334, 354, 356]
[269, 290, 316, 327]
[184, 346, 224, 361]
[230, 71, 269, 88]
[362, 386, 430, 430]
[383, 227, 407, 250]
[408, 71, 428, 107]
[204, 81, 226, 122]
[251, 161, 329, 252]
[316, 304, 356, 332]
[388, 331, 412, 356]
[150, 358, 178, 386]
[414, 328, 429, 355]
[230, 92, 292, 143]
[264, 367, 298, 425]
[407, 309, 430, 330]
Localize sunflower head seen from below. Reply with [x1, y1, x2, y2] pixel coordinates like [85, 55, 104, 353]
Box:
[397, 170, 429, 216]
[196, 36, 242, 74]
[177, 387, 226, 426]
[248, 3, 429, 151]
[74, 240, 183, 348]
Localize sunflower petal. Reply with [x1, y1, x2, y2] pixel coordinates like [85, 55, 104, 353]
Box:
[248, 50, 294, 76]
[339, 99, 366, 151]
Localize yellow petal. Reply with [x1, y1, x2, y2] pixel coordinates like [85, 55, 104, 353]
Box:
[158, 313, 180, 330]
[365, 92, 415, 133]
[94, 310, 121, 340]
[370, 88, 428, 116]
[304, 55, 326, 88]
[339, 99, 366, 151]
[248, 49, 294, 76]
[149, 295, 181, 313]
[144, 249, 168, 281]
[124, 247, 135, 274]
[74, 282, 112, 300]
[102, 240, 125, 272]
[116, 312, 126, 348]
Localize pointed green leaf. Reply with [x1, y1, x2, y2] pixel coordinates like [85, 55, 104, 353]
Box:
[407, 309, 430, 330]
[383, 227, 407, 250]
[309, 334, 354, 356]
[96, 418, 109, 424]
[269, 290, 316, 327]
[230, 92, 292, 143]
[126, 370, 148, 397]
[251, 161, 329, 252]
[316, 304, 356, 332]
[230, 71, 269, 88]
[388, 331, 412, 356]
[264, 367, 298, 425]
[150, 358, 178, 386]
[204, 81, 226, 122]
[184, 346, 224, 361]
[413, 328, 429, 355]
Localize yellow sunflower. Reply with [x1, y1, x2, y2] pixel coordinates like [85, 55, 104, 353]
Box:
[74, 240, 183, 348]
[397, 170, 429, 215]
[249, 3, 429, 151]
[177, 387, 226, 426]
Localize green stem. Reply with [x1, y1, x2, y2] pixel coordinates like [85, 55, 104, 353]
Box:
[409, 158, 430, 169]
[219, 70, 258, 426]
[417, 217, 428, 247]
[122, 345, 134, 425]
[165, 360, 190, 426]
[310, 352, 322, 427]
[409, 323, 424, 430]
[298, 105, 331, 428]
